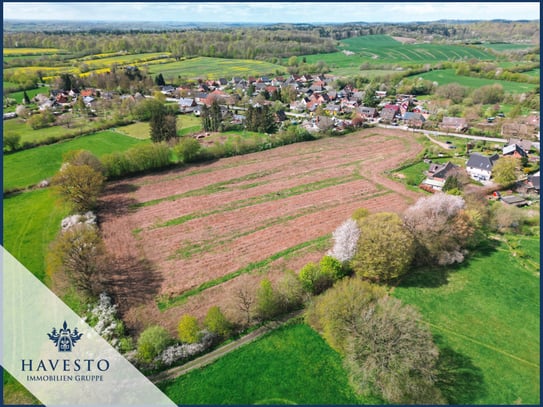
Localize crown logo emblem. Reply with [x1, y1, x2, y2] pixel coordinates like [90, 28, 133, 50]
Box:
[47, 321, 83, 352]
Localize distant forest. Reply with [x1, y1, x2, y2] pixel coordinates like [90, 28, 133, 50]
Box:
[3, 20, 539, 61]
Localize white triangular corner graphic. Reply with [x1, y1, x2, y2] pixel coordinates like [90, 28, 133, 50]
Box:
[1, 246, 177, 406]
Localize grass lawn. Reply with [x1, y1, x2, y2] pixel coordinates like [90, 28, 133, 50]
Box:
[393, 237, 540, 404]
[3, 131, 147, 191]
[116, 115, 202, 139]
[148, 56, 285, 80]
[412, 69, 539, 94]
[159, 323, 376, 405]
[4, 87, 47, 103]
[3, 117, 123, 145]
[3, 188, 70, 282]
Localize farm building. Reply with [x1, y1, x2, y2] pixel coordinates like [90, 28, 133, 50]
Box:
[466, 153, 500, 181]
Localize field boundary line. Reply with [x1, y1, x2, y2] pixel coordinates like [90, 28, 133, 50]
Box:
[426, 322, 540, 369]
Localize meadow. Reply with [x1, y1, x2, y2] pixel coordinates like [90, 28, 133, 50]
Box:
[303, 34, 498, 76]
[393, 237, 540, 404]
[5, 87, 46, 104]
[482, 42, 539, 52]
[159, 323, 375, 405]
[3, 188, 69, 282]
[157, 233, 539, 405]
[116, 115, 202, 139]
[147, 56, 285, 80]
[411, 69, 539, 93]
[3, 131, 147, 191]
[3, 115, 132, 145]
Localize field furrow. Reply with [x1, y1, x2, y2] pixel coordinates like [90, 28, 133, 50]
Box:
[99, 128, 423, 331]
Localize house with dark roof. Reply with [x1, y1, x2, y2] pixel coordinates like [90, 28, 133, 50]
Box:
[178, 98, 197, 113]
[403, 112, 426, 128]
[421, 161, 460, 191]
[357, 106, 378, 118]
[466, 153, 500, 181]
[380, 106, 399, 123]
[503, 144, 528, 158]
[506, 138, 532, 153]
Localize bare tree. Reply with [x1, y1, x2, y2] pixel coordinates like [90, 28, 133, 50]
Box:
[235, 285, 255, 327]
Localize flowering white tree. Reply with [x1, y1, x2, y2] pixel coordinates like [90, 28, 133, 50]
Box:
[328, 218, 361, 263]
[88, 293, 121, 347]
[403, 193, 474, 266]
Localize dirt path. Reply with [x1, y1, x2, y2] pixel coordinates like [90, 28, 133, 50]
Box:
[150, 310, 303, 383]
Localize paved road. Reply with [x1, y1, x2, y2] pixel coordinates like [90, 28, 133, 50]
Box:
[150, 310, 303, 383]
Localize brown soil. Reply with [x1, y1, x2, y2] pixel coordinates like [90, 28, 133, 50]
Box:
[98, 128, 423, 335]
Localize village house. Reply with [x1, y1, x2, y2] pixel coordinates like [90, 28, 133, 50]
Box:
[506, 138, 533, 153]
[178, 98, 197, 113]
[421, 161, 460, 191]
[402, 112, 426, 128]
[502, 143, 528, 159]
[466, 153, 500, 182]
[357, 106, 378, 119]
[441, 116, 468, 132]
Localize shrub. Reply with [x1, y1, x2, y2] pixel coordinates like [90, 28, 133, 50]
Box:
[319, 255, 348, 281]
[204, 306, 232, 338]
[137, 325, 172, 363]
[255, 279, 282, 321]
[298, 262, 333, 295]
[178, 314, 201, 344]
[174, 137, 201, 163]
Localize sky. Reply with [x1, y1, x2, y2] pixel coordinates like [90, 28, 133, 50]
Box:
[2, 2, 541, 24]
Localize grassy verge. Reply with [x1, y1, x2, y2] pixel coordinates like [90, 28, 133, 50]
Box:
[157, 236, 330, 311]
[158, 323, 376, 405]
[393, 237, 540, 404]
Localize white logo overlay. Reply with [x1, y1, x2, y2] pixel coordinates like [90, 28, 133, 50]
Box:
[1, 247, 177, 406]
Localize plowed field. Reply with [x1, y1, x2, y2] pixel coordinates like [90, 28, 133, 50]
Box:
[98, 128, 423, 333]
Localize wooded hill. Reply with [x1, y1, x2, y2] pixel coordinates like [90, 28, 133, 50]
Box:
[3, 20, 539, 62]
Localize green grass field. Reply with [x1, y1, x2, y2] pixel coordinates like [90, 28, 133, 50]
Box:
[148, 56, 285, 80]
[482, 43, 539, 52]
[2, 116, 124, 145]
[304, 35, 497, 75]
[524, 68, 540, 77]
[4, 87, 46, 103]
[3, 188, 70, 282]
[3, 131, 147, 191]
[159, 323, 376, 405]
[116, 115, 202, 139]
[393, 237, 540, 404]
[411, 69, 539, 93]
